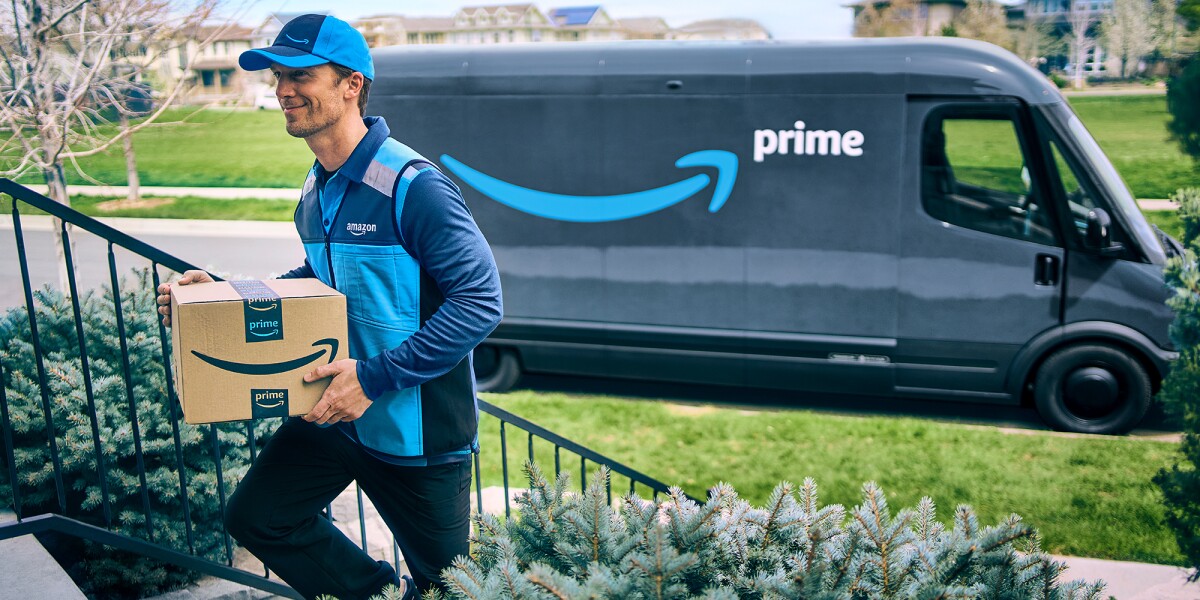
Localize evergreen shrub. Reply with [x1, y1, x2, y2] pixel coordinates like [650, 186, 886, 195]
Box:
[0, 271, 274, 598]
[1167, 57, 1200, 163]
[1155, 187, 1200, 580]
[418, 463, 1105, 600]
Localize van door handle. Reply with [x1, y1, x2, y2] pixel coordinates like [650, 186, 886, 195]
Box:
[1034, 254, 1059, 286]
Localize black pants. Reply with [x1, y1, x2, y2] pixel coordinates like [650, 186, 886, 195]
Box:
[224, 418, 472, 600]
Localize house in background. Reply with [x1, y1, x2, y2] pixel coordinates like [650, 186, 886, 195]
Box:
[547, 6, 623, 42]
[449, 4, 557, 44]
[848, 0, 1117, 78]
[148, 23, 256, 104]
[617, 16, 671, 40]
[1007, 0, 1112, 74]
[143, 5, 771, 107]
[670, 18, 771, 40]
[400, 17, 458, 45]
[349, 4, 770, 47]
[847, 0, 972, 36]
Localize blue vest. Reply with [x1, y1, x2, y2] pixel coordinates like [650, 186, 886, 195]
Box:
[295, 138, 477, 457]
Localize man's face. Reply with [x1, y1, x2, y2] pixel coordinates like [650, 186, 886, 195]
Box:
[271, 63, 348, 139]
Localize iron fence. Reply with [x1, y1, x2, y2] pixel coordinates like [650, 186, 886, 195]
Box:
[0, 179, 689, 598]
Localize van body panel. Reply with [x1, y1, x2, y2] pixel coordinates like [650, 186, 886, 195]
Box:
[370, 39, 1172, 426]
[896, 97, 1065, 396]
[1063, 256, 1174, 349]
[372, 38, 1061, 104]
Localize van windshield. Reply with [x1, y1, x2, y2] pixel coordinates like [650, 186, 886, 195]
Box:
[1048, 103, 1166, 265]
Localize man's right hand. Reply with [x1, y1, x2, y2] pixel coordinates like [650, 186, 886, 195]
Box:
[156, 270, 215, 327]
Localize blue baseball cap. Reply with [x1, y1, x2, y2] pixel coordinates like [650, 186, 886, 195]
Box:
[239, 14, 374, 81]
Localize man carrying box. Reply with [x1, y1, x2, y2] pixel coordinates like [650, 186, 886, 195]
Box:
[155, 14, 502, 600]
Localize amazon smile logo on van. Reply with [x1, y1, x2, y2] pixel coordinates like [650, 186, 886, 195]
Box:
[440, 150, 737, 223]
[191, 338, 340, 376]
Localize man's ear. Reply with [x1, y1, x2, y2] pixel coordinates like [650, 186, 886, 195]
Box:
[344, 72, 365, 101]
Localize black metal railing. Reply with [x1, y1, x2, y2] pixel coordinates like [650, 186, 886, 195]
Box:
[0, 179, 686, 597]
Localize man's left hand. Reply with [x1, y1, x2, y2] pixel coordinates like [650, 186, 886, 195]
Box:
[304, 359, 372, 425]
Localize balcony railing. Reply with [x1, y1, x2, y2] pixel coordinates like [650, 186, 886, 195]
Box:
[0, 179, 688, 598]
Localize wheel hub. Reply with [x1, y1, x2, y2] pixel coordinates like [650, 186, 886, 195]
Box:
[1063, 366, 1120, 418]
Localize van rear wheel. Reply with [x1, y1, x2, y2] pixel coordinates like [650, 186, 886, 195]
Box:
[473, 345, 521, 393]
[1033, 344, 1150, 435]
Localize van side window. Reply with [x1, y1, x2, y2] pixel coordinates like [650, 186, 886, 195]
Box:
[1048, 139, 1108, 245]
[921, 112, 1058, 246]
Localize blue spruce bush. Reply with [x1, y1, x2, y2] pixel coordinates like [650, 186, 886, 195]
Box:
[418, 462, 1105, 600]
[0, 270, 276, 598]
[1155, 187, 1200, 580]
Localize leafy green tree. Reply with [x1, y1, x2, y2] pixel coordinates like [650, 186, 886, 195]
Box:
[1169, 57, 1200, 163]
[0, 270, 275, 597]
[1155, 188, 1200, 581]
[417, 463, 1106, 600]
[1181, 0, 1200, 30]
[953, 0, 1013, 49]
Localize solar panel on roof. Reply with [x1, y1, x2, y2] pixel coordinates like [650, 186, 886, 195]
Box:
[550, 6, 599, 26]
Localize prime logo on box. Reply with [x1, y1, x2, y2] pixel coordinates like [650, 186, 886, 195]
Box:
[230, 280, 284, 342]
[251, 389, 290, 418]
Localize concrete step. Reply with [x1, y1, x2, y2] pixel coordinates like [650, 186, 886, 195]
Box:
[0, 511, 86, 600]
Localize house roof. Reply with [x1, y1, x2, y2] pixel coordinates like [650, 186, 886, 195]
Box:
[675, 18, 769, 33]
[618, 17, 670, 33]
[400, 16, 456, 30]
[460, 4, 536, 14]
[549, 6, 601, 26]
[183, 23, 254, 42]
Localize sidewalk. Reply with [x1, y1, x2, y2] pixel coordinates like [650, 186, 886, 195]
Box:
[1055, 555, 1197, 600]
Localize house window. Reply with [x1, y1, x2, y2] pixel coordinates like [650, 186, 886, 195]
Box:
[201, 70, 215, 88]
[219, 69, 233, 89]
[408, 33, 419, 44]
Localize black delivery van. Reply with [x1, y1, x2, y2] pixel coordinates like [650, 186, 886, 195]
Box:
[370, 38, 1181, 435]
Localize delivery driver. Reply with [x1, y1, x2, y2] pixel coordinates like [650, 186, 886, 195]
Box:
[155, 14, 502, 600]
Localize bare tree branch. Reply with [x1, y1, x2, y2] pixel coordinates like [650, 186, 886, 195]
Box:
[36, 0, 95, 37]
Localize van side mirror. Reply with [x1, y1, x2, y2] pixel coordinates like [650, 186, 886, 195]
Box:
[1085, 208, 1125, 256]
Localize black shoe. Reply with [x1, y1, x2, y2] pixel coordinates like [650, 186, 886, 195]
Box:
[400, 574, 416, 600]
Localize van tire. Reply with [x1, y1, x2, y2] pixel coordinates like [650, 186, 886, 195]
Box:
[1033, 344, 1151, 435]
[473, 345, 521, 393]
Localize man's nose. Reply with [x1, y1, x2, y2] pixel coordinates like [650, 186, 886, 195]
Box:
[276, 80, 293, 98]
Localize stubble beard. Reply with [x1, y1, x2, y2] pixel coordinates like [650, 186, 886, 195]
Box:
[284, 100, 343, 139]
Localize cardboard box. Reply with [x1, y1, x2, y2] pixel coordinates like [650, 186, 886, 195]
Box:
[170, 279, 348, 424]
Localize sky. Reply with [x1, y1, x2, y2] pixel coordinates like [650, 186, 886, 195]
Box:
[234, 0, 865, 41]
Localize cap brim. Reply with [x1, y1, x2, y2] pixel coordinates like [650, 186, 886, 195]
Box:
[239, 46, 329, 71]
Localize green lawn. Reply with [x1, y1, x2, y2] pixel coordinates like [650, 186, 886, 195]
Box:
[1144, 210, 1184, 240]
[475, 391, 1184, 566]
[1069, 95, 1199, 200]
[10, 108, 312, 189]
